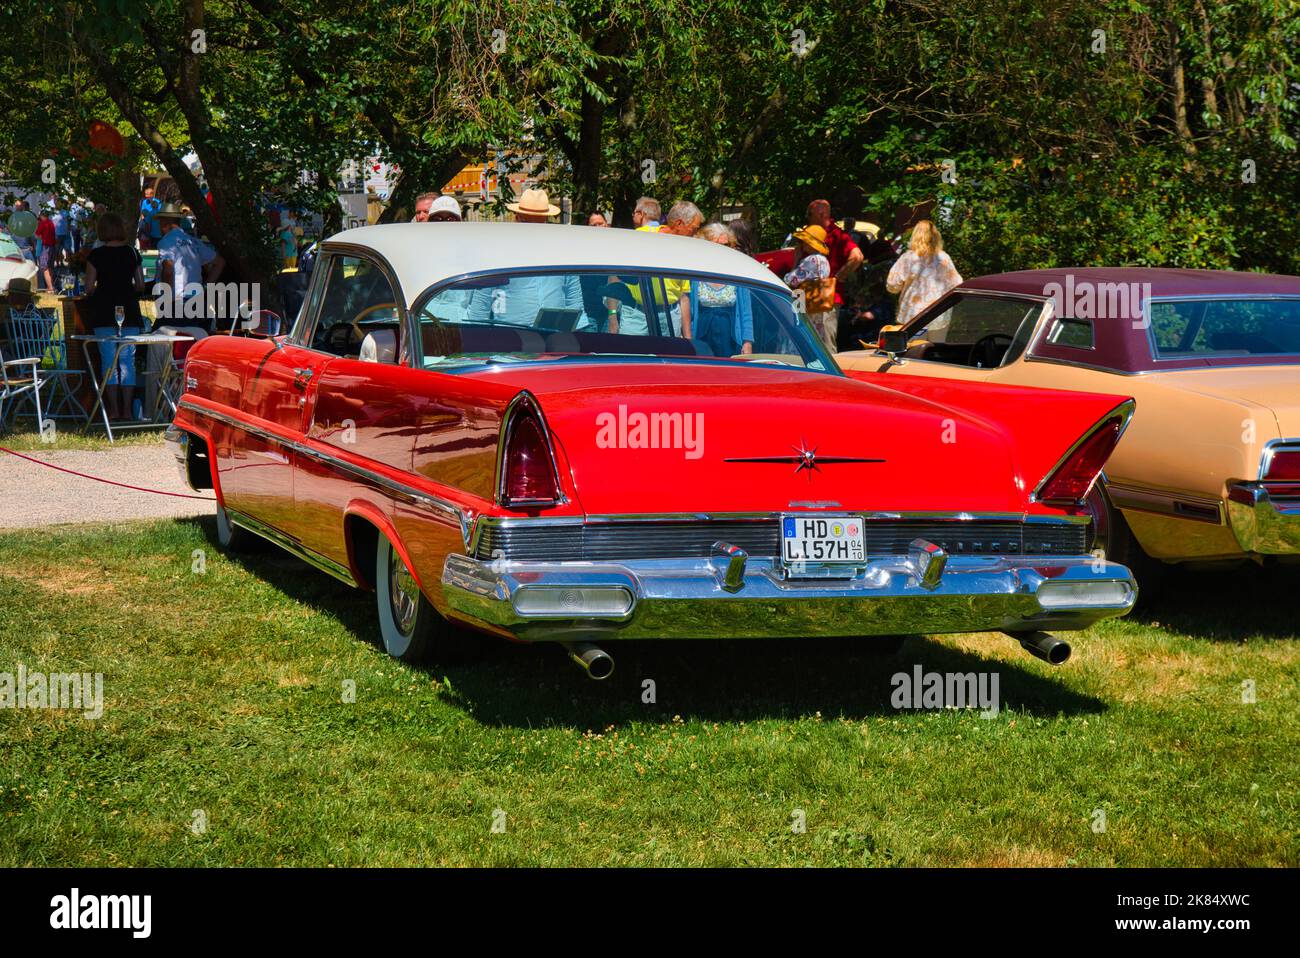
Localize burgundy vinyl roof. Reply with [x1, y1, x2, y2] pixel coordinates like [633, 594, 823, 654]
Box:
[947, 268, 1300, 373]
[964, 267, 1300, 299]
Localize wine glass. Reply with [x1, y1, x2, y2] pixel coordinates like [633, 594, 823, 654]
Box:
[114, 306, 125, 338]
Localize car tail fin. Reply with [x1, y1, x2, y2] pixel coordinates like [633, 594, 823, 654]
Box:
[498, 391, 563, 508]
[1033, 400, 1135, 507]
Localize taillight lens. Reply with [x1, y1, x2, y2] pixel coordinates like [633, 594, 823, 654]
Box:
[502, 411, 560, 507]
[1035, 416, 1124, 506]
[1264, 449, 1300, 481]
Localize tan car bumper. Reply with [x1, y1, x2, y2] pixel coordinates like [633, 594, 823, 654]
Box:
[1226, 483, 1300, 555]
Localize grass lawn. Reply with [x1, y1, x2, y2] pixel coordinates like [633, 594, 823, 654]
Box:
[0, 427, 167, 453]
[0, 517, 1295, 867]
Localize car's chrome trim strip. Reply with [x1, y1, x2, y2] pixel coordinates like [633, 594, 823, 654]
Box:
[1106, 482, 1225, 525]
[177, 398, 471, 542]
[465, 510, 1089, 556]
[225, 506, 360, 586]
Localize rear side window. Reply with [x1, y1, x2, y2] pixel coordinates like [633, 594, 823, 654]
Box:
[412, 268, 838, 374]
[1150, 299, 1300, 357]
[1047, 317, 1094, 349]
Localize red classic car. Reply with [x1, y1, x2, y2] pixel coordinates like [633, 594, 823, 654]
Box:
[167, 223, 1137, 678]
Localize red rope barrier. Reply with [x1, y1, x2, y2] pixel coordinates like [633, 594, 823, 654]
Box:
[0, 445, 216, 501]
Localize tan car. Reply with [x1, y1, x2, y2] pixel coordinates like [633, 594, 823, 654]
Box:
[837, 268, 1300, 575]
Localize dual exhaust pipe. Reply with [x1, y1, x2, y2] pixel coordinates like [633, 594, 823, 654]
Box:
[562, 633, 1069, 680]
[1008, 630, 1072, 666]
[564, 641, 615, 680]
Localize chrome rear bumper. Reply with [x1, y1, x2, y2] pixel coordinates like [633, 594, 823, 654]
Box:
[441, 552, 1137, 642]
[1227, 482, 1300, 554]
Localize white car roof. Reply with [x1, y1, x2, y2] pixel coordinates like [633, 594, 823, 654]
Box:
[324, 222, 788, 305]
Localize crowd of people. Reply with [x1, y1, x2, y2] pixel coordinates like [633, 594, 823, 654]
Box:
[406, 186, 963, 354]
[4, 181, 963, 422]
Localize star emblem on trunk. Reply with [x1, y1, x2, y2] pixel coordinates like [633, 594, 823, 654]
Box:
[724, 439, 885, 478]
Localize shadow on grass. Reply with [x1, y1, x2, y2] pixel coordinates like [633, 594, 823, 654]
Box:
[185, 515, 1104, 728]
[1130, 561, 1300, 642]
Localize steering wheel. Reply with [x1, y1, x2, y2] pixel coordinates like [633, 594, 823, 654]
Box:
[350, 301, 399, 341]
[968, 332, 1013, 368]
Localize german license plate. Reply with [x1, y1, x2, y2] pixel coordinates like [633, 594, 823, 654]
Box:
[781, 515, 865, 570]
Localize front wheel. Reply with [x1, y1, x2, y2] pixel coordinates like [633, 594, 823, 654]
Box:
[374, 538, 479, 663]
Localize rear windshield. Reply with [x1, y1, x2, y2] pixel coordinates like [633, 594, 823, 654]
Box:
[1150, 298, 1300, 358]
[411, 269, 839, 374]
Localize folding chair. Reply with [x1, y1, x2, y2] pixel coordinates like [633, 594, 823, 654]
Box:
[0, 341, 45, 433]
[6, 304, 86, 420]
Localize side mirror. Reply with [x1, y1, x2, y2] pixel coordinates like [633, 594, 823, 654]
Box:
[235, 309, 282, 338]
[878, 329, 909, 357]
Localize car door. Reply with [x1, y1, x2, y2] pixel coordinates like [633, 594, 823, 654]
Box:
[221, 267, 336, 535]
[282, 251, 408, 558]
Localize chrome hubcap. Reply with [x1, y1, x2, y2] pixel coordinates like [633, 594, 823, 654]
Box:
[389, 547, 420, 635]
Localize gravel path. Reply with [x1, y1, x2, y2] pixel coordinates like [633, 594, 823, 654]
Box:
[0, 444, 214, 529]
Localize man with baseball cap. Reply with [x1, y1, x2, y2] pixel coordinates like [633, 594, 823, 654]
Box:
[412, 193, 462, 222]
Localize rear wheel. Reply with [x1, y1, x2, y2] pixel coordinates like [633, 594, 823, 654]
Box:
[374, 537, 479, 663]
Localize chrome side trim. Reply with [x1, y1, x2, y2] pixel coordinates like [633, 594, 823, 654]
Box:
[177, 398, 471, 543]
[225, 507, 360, 586]
[1030, 399, 1137, 506]
[1107, 482, 1225, 525]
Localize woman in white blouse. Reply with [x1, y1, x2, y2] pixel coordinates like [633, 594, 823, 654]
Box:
[886, 220, 963, 327]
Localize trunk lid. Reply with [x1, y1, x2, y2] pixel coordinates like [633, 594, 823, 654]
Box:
[1156, 365, 1300, 438]
[466, 360, 1031, 515]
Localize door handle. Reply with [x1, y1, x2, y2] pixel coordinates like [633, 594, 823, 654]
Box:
[292, 367, 314, 389]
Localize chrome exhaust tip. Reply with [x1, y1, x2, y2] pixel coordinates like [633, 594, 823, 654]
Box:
[564, 641, 615, 680]
[1008, 630, 1072, 666]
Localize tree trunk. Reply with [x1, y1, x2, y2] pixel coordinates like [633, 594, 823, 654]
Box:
[1167, 23, 1197, 153]
[1193, 1, 1219, 127]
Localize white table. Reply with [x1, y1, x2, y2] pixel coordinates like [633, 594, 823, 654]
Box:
[71, 332, 194, 442]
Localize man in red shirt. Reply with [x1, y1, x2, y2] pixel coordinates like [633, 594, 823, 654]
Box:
[806, 199, 863, 309]
[35, 210, 57, 290]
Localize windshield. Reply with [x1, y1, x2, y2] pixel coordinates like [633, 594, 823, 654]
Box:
[1150, 298, 1300, 358]
[411, 269, 839, 374]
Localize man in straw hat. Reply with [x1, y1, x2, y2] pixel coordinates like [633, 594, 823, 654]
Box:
[464, 187, 582, 325]
[506, 187, 561, 222]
